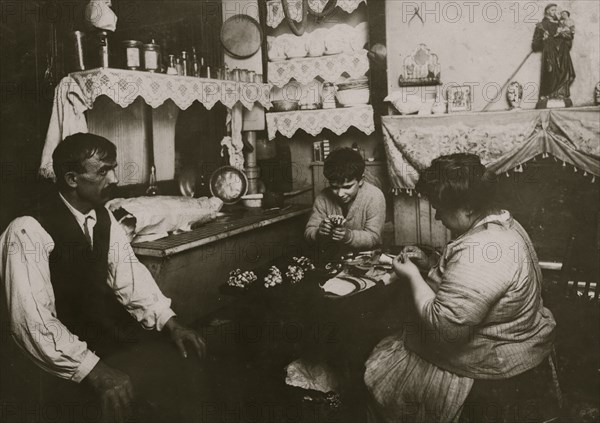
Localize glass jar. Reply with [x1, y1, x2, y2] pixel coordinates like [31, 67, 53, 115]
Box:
[322, 83, 337, 109]
[166, 54, 178, 75]
[143, 40, 160, 72]
[121, 40, 142, 70]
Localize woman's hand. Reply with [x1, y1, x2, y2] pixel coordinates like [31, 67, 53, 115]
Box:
[393, 253, 421, 280]
[401, 246, 439, 272]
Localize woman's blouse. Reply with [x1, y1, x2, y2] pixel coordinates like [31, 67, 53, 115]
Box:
[406, 211, 556, 379]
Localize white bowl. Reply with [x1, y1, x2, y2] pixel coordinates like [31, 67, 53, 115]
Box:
[336, 88, 370, 107]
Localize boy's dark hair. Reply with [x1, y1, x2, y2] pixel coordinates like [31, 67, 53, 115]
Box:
[415, 153, 498, 214]
[52, 133, 116, 188]
[562, 10, 570, 17]
[323, 148, 365, 183]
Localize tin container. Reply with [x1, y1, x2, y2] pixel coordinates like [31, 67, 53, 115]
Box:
[143, 40, 160, 72]
[121, 40, 142, 70]
[67, 31, 86, 72]
[98, 31, 110, 68]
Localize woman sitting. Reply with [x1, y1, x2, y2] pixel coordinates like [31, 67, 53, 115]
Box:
[364, 153, 558, 423]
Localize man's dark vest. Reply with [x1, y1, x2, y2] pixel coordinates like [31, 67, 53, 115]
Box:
[30, 194, 144, 356]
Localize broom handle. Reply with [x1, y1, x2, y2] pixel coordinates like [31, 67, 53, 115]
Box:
[482, 50, 534, 111]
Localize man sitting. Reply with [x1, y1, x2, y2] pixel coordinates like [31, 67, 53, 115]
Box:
[305, 148, 386, 254]
[0, 133, 208, 423]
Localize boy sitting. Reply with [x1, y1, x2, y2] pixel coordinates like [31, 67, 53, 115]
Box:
[305, 148, 386, 251]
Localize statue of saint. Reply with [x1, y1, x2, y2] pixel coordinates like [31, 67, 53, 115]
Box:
[532, 4, 576, 108]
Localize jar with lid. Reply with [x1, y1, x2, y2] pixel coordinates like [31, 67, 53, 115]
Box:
[121, 40, 142, 70]
[143, 40, 160, 72]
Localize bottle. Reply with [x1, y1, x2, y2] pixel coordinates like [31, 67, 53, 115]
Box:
[146, 165, 159, 196]
[191, 47, 200, 77]
[166, 54, 178, 75]
[98, 31, 109, 68]
[175, 57, 183, 76]
[180, 51, 189, 76]
[199, 55, 207, 78]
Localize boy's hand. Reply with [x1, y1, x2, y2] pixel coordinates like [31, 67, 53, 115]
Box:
[331, 227, 350, 242]
[318, 219, 333, 237]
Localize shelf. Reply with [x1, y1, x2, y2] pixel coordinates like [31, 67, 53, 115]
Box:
[266, 105, 375, 140]
[69, 68, 272, 111]
[268, 50, 369, 87]
[311, 161, 383, 166]
[266, 0, 367, 28]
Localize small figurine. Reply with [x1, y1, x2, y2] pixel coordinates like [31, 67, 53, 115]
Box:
[507, 81, 524, 110]
[555, 10, 575, 39]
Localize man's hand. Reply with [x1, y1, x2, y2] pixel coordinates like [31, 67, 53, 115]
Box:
[165, 317, 206, 360]
[331, 227, 350, 242]
[318, 219, 333, 237]
[85, 360, 134, 423]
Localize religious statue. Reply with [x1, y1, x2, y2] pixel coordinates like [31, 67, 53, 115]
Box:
[532, 4, 576, 108]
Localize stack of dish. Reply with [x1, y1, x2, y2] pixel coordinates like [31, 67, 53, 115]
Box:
[336, 77, 370, 107]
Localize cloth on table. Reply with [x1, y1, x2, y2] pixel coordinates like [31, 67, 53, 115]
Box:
[40, 76, 90, 179]
[364, 334, 474, 423]
[107, 196, 223, 243]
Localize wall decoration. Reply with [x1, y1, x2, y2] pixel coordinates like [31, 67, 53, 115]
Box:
[507, 81, 524, 110]
[397, 44, 440, 87]
[447, 85, 472, 113]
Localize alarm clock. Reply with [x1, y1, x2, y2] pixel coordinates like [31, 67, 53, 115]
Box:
[209, 166, 248, 204]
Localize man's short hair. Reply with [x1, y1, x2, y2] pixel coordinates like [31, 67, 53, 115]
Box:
[52, 133, 116, 188]
[323, 148, 365, 183]
[544, 3, 557, 14]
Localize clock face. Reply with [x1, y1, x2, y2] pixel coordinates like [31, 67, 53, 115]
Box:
[210, 167, 248, 204]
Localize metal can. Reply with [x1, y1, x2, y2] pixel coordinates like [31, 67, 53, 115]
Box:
[98, 31, 109, 68]
[121, 40, 142, 70]
[143, 40, 160, 72]
[67, 31, 86, 72]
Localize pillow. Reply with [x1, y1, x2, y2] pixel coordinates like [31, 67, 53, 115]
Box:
[107, 196, 223, 243]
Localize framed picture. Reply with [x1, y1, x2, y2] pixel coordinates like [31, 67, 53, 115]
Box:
[447, 86, 472, 113]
